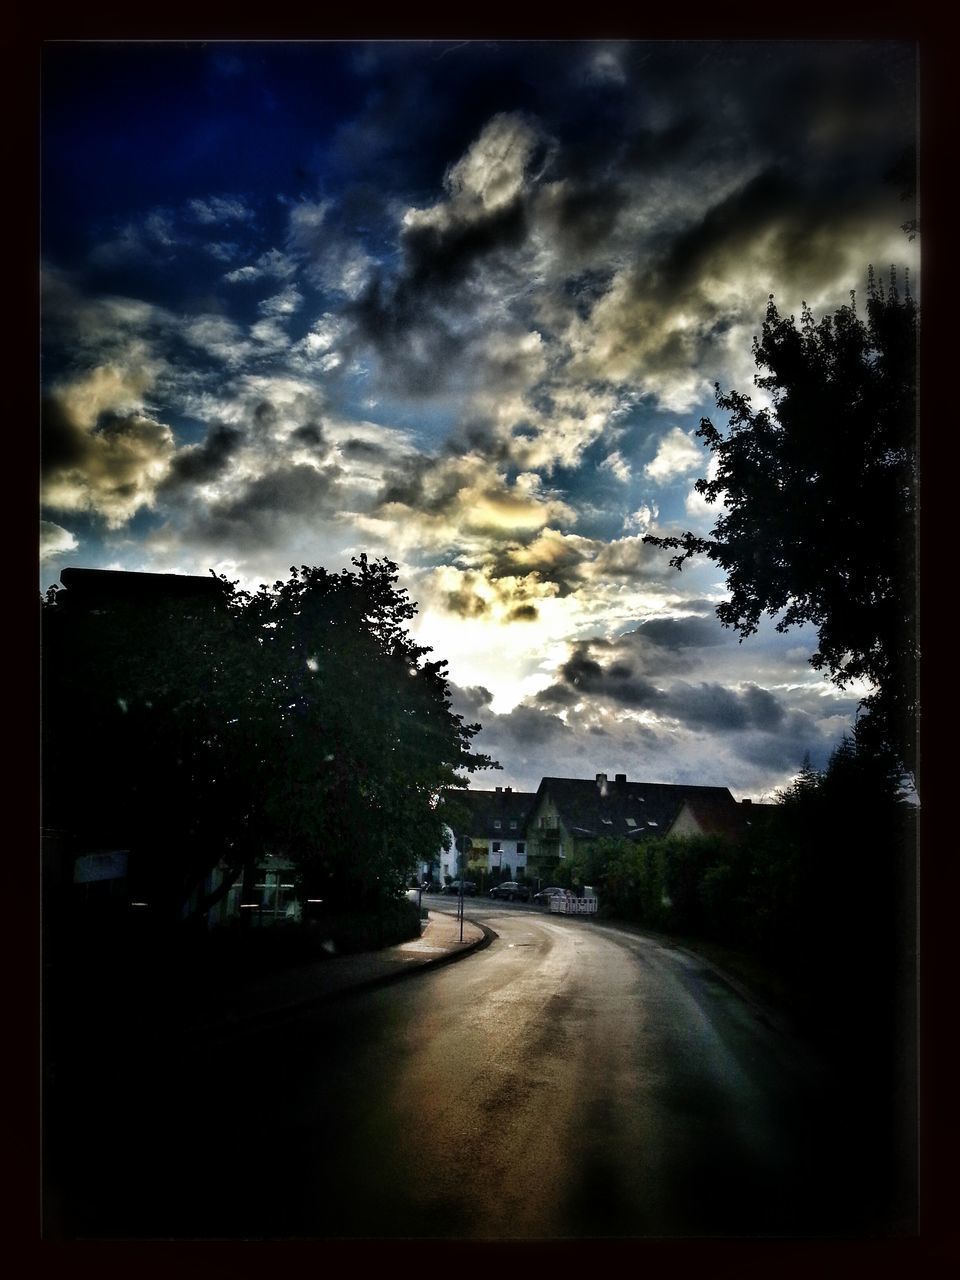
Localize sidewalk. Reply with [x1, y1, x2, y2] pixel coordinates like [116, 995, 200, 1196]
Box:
[199, 909, 488, 1036]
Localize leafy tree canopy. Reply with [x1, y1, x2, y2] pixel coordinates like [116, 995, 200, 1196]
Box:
[644, 272, 918, 773]
[42, 556, 497, 918]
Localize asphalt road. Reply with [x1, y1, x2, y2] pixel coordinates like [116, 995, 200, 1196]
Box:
[50, 902, 910, 1239]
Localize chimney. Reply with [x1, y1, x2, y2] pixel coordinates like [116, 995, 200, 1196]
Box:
[615, 773, 626, 787]
[505, 786, 512, 793]
[742, 798, 752, 807]
[496, 786, 502, 793]
[596, 773, 608, 796]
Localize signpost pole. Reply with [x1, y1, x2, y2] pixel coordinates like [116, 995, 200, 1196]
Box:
[452, 831, 472, 943]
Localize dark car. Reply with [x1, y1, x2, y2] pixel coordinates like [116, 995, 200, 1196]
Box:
[488, 881, 530, 902]
[443, 880, 477, 896]
[532, 885, 568, 905]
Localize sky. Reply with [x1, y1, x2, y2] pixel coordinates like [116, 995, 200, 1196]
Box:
[40, 39, 919, 799]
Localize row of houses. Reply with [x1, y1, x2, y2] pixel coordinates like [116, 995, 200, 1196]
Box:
[428, 773, 767, 887]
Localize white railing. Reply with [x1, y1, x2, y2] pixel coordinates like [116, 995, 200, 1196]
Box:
[549, 895, 599, 915]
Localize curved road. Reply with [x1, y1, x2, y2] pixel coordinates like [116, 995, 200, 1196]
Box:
[66, 902, 901, 1238]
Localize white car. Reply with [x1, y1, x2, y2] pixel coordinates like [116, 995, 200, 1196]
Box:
[532, 886, 568, 905]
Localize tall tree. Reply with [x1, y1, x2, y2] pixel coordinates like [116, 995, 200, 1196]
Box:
[644, 273, 918, 773]
[42, 557, 496, 920]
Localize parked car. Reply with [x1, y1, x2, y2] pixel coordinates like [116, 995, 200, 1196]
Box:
[442, 880, 477, 896]
[488, 881, 530, 902]
[532, 885, 568, 905]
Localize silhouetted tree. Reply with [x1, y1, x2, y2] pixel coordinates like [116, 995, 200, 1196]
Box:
[644, 275, 918, 774]
[41, 557, 496, 922]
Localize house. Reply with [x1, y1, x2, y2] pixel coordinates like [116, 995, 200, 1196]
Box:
[441, 786, 537, 883]
[53, 565, 225, 615]
[418, 825, 455, 887]
[523, 772, 744, 878]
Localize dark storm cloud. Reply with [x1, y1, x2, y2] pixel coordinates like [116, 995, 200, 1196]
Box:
[41, 394, 87, 475]
[733, 713, 836, 772]
[619, 114, 704, 173]
[536, 683, 578, 707]
[498, 703, 571, 745]
[402, 198, 529, 298]
[539, 179, 628, 257]
[451, 681, 570, 751]
[163, 423, 244, 488]
[661, 168, 799, 289]
[450, 418, 514, 464]
[507, 604, 539, 622]
[291, 423, 327, 448]
[451, 684, 494, 719]
[625, 616, 727, 651]
[611, 40, 913, 167]
[378, 456, 447, 514]
[41, 386, 176, 527]
[188, 462, 344, 549]
[485, 535, 592, 596]
[658, 681, 786, 733]
[327, 42, 912, 411]
[39, 40, 916, 800]
[340, 437, 389, 461]
[253, 401, 278, 431]
[445, 586, 488, 619]
[545, 639, 791, 736]
[347, 199, 530, 395]
[544, 628, 689, 688]
[557, 647, 663, 710]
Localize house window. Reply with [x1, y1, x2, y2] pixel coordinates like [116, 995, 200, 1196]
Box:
[626, 817, 637, 828]
[602, 818, 613, 826]
[494, 820, 502, 829]
[493, 841, 501, 853]
[517, 842, 525, 854]
[510, 821, 517, 829]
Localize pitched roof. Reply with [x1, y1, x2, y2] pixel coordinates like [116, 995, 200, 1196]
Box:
[676, 793, 750, 837]
[446, 787, 537, 839]
[534, 774, 739, 841]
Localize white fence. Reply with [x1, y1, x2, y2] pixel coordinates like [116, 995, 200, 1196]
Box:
[549, 895, 598, 915]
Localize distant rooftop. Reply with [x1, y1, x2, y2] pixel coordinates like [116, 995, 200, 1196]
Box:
[533, 774, 739, 840]
[56, 567, 224, 609]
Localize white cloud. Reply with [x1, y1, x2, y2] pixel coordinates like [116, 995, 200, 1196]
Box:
[40, 520, 79, 562]
[43, 365, 177, 528]
[623, 503, 659, 534]
[249, 317, 290, 351]
[224, 248, 296, 284]
[287, 200, 331, 245]
[188, 196, 253, 224]
[183, 315, 254, 366]
[644, 427, 704, 483]
[206, 241, 240, 261]
[258, 285, 303, 317]
[404, 112, 550, 234]
[684, 453, 721, 519]
[599, 450, 631, 483]
[584, 45, 627, 86]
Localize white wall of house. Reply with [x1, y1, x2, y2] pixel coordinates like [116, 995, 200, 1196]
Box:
[667, 802, 706, 839]
[474, 837, 528, 875]
[436, 823, 457, 884]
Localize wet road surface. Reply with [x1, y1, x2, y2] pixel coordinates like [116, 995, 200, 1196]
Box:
[47, 903, 910, 1239]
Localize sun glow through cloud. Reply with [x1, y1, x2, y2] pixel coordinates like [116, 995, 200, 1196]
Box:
[41, 39, 918, 797]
